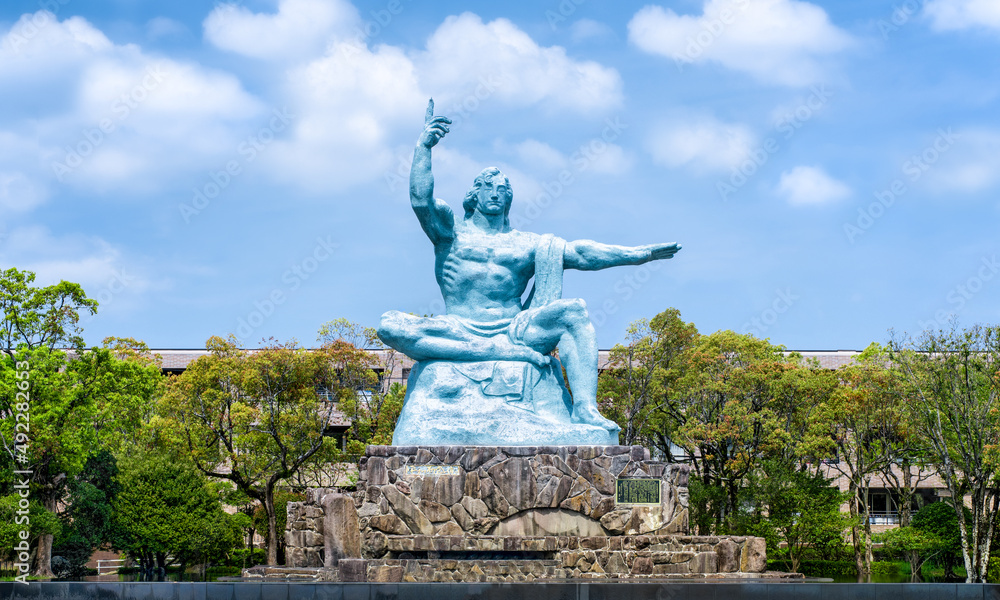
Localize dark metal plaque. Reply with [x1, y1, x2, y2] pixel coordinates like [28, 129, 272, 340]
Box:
[615, 478, 660, 505]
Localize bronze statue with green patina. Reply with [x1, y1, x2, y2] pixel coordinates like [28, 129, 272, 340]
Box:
[379, 100, 681, 446]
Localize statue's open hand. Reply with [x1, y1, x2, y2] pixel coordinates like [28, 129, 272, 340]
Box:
[648, 242, 681, 261]
[420, 99, 452, 148]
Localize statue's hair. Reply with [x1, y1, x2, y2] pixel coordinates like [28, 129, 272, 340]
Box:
[463, 167, 513, 226]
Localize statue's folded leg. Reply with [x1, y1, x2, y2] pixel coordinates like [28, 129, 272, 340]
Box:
[377, 310, 551, 367]
[513, 299, 619, 435]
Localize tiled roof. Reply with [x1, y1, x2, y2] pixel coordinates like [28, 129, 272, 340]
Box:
[792, 350, 861, 369]
[150, 348, 864, 371]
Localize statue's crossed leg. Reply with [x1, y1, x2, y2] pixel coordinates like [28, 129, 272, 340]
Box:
[378, 298, 617, 433]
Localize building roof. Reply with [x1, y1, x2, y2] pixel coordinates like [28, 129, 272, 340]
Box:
[148, 348, 864, 371]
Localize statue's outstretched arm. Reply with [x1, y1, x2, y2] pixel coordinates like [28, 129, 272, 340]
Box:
[410, 99, 455, 245]
[563, 239, 681, 271]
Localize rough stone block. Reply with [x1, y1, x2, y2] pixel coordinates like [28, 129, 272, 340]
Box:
[690, 551, 718, 574]
[716, 538, 739, 573]
[382, 484, 434, 535]
[419, 499, 452, 522]
[339, 558, 367, 582]
[740, 536, 767, 573]
[370, 564, 403, 582]
[369, 515, 411, 535]
[367, 457, 388, 486]
[630, 556, 653, 575]
[435, 521, 464, 536]
[322, 493, 361, 567]
[460, 496, 489, 519]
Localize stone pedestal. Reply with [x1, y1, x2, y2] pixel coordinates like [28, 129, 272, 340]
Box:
[357, 445, 688, 547]
[282, 445, 772, 582]
[393, 361, 618, 445]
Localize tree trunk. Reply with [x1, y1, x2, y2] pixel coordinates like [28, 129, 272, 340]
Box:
[849, 483, 863, 576]
[33, 495, 56, 578]
[952, 491, 974, 583]
[858, 481, 873, 575]
[908, 552, 921, 581]
[265, 485, 279, 566]
[899, 462, 913, 527]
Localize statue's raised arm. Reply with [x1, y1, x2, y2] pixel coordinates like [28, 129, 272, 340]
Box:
[563, 239, 681, 271]
[410, 99, 455, 246]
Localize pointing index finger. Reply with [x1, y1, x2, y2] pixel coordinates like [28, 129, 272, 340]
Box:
[425, 99, 434, 124]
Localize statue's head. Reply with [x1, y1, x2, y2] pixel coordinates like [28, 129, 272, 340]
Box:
[463, 167, 512, 225]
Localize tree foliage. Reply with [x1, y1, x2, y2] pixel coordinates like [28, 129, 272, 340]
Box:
[0, 337, 162, 576]
[317, 319, 404, 450]
[112, 450, 241, 576]
[52, 451, 121, 578]
[598, 308, 697, 447]
[158, 336, 355, 565]
[889, 325, 1000, 583]
[0, 267, 97, 354]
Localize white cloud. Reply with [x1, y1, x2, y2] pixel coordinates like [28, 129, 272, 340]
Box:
[260, 11, 623, 192]
[204, 0, 359, 61]
[925, 0, 1000, 31]
[570, 19, 615, 44]
[146, 17, 188, 40]
[646, 115, 756, 173]
[507, 138, 631, 177]
[923, 129, 1000, 194]
[266, 41, 424, 192]
[0, 172, 48, 213]
[627, 0, 854, 86]
[0, 226, 155, 297]
[514, 140, 569, 171]
[587, 144, 632, 175]
[777, 166, 850, 205]
[417, 13, 622, 113]
[0, 11, 265, 195]
[0, 12, 112, 85]
[1, 8, 625, 198]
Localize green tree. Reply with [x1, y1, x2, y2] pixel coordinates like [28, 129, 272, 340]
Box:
[0, 267, 97, 354]
[112, 450, 241, 578]
[911, 500, 970, 579]
[159, 336, 353, 565]
[877, 525, 947, 581]
[317, 319, 403, 449]
[890, 325, 1000, 582]
[0, 268, 98, 577]
[806, 344, 901, 575]
[598, 308, 697, 447]
[755, 463, 851, 573]
[52, 450, 121, 577]
[668, 331, 800, 532]
[0, 494, 60, 572]
[251, 490, 304, 565]
[0, 339, 161, 577]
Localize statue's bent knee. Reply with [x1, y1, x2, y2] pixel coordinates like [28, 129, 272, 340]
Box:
[377, 311, 407, 346]
[561, 298, 591, 327]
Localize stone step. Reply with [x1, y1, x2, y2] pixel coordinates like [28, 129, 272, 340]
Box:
[366, 558, 567, 582]
[385, 534, 752, 553]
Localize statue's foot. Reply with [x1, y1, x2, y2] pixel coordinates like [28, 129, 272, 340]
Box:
[507, 345, 552, 368]
[572, 403, 620, 435]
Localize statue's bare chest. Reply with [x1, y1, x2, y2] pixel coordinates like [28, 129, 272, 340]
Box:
[444, 231, 535, 272]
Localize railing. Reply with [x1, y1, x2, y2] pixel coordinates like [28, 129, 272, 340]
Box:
[96, 558, 125, 576]
[866, 511, 900, 525]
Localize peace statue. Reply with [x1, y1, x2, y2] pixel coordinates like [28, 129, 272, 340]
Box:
[379, 100, 681, 446]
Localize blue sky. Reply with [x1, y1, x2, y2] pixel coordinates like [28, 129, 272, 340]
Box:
[2, 0, 999, 351]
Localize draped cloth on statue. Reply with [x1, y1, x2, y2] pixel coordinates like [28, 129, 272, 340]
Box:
[391, 234, 618, 446]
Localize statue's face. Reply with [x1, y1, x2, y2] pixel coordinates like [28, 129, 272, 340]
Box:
[476, 173, 509, 216]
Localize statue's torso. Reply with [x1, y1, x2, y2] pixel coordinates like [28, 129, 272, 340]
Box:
[435, 224, 538, 322]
